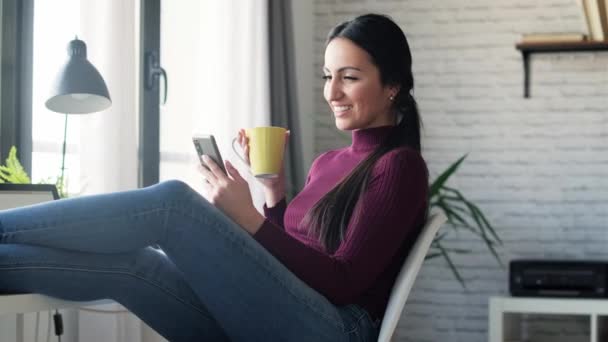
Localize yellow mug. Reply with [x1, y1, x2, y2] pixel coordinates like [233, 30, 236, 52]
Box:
[231, 126, 287, 178]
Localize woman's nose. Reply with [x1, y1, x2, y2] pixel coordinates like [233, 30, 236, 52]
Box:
[325, 79, 343, 101]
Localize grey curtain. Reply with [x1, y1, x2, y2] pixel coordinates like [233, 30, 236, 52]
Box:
[0, 0, 33, 173]
[268, 0, 304, 198]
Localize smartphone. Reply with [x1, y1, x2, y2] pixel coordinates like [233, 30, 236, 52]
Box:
[192, 134, 226, 174]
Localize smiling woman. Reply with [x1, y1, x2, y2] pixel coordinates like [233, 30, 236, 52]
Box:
[1, 13, 426, 342]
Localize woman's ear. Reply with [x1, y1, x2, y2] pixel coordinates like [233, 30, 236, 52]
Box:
[388, 84, 401, 99]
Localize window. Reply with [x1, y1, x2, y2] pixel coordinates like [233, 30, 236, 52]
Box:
[31, 0, 82, 192]
[31, 0, 139, 196]
[159, 1, 269, 208]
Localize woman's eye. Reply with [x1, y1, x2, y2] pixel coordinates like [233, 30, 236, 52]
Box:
[321, 75, 357, 81]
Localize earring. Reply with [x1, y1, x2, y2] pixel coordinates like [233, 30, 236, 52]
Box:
[389, 94, 395, 101]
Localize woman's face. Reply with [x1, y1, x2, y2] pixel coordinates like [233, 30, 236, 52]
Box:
[323, 37, 397, 131]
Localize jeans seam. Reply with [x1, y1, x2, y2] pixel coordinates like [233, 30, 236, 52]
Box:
[3, 207, 167, 238]
[162, 207, 170, 246]
[0, 265, 211, 319]
[165, 204, 346, 331]
[343, 310, 369, 334]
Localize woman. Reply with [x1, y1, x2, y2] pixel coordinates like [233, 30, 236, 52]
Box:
[0, 13, 427, 342]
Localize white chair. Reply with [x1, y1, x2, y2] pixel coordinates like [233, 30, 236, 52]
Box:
[377, 211, 447, 342]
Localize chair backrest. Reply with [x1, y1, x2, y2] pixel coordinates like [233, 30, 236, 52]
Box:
[377, 211, 447, 342]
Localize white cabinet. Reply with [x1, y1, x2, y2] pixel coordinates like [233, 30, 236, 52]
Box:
[489, 296, 608, 342]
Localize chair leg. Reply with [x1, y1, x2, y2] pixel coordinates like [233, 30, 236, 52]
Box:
[16, 313, 24, 342]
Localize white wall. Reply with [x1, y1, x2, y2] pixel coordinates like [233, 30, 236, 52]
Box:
[311, 0, 608, 341]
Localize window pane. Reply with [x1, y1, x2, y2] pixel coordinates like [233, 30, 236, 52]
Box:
[32, 0, 81, 193]
[159, 1, 270, 208]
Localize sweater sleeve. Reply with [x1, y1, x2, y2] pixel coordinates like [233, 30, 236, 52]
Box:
[262, 199, 287, 229]
[253, 148, 428, 304]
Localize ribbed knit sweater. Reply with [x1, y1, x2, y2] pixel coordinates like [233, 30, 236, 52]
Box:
[253, 125, 428, 320]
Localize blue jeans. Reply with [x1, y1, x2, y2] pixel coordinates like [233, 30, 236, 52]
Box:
[0, 180, 379, 341]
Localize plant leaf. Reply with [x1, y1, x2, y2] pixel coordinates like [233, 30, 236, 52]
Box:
[446, 187, 491, 239]
[470, 204, 502, 244]
[433, 231, 450, 242]
[439, 202, 469, 227]
[435, 241, 467, 289]
[428, 152, 504, 285]
[447, 189, 504, 267]
[425, 252, 442, 260]
[0, 147, 30, 184]
[429, 154, 467, 197]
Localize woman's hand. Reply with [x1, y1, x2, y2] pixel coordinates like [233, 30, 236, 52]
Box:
[198, 155, 265, 235]
[236, 128, 290, 207]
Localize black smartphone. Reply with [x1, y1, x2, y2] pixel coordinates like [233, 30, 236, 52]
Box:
[192, 134, 226, 174]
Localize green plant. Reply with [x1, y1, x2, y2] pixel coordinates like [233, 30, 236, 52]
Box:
[427, 154, 502, 288]
[0, 146, 31, 184]
[0, 146, 68, 198]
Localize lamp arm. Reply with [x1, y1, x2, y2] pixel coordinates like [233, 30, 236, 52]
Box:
[59, 113, 68, 196]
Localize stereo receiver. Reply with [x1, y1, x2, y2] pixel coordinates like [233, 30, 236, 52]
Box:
[510, 260, 608, 298]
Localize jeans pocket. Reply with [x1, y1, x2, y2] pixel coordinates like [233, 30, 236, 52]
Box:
[338, 305, 380, 342]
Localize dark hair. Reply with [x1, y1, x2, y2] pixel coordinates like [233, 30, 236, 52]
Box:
[303, 14, 423, 253]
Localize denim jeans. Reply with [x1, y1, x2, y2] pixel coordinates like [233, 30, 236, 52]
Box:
[0, 180, 379, 341]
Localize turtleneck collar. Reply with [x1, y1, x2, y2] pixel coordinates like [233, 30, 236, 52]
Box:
[350, 125, 394, 152]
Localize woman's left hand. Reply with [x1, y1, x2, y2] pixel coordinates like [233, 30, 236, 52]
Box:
[198, 155, 265, 234]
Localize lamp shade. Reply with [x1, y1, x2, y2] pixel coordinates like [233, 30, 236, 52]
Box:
[45, 38, 111, 114]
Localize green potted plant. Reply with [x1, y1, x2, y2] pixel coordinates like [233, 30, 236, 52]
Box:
[427, 154, 502, 287]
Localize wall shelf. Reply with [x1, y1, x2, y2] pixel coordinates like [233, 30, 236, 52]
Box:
[515, 40, 608, 98]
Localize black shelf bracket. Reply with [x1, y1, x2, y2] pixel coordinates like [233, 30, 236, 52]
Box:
[522, 51, 530, 98]
[515, 41, 608, 98]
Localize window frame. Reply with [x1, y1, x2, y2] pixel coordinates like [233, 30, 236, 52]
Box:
[139, 0, 161, 187]
[0, 0, 33, 174]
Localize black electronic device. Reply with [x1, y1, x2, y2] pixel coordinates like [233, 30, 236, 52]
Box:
[192, 134, 226, 174]
[510, 259, 608, 298]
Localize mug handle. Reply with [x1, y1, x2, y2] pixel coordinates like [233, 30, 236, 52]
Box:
[231, 137, 249, 166]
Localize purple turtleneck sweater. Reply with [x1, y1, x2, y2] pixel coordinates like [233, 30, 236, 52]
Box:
[253, 125, 428, 320]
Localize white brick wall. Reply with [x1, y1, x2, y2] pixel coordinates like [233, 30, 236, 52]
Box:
[312, 0, 608, 341]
